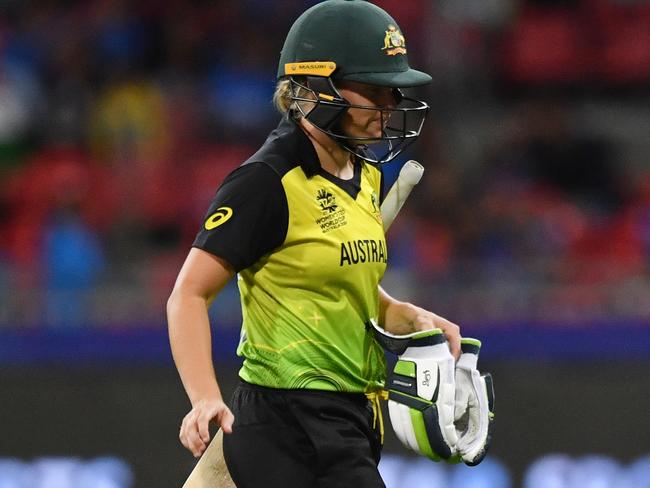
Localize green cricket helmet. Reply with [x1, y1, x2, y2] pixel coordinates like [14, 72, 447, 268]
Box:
[277, 0, 431, 164]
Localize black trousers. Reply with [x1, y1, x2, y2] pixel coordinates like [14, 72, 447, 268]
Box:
[223, 381, 385, 488]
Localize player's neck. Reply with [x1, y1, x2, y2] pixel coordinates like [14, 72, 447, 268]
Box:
[299, 118, 354, 180]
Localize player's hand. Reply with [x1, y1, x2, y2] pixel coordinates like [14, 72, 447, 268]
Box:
[383, 302, 461, 360]
[179, 398, 234, 457]
[422, 311, 461, 360]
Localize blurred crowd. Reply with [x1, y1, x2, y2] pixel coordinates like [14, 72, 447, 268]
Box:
[1, 0, 649, 327]
[2, 453, 649, 488]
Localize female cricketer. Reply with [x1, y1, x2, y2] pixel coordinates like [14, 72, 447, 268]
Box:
[167, 1, 462, 486]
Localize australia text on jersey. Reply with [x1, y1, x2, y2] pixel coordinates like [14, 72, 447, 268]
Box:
[340, 239, 387, 266]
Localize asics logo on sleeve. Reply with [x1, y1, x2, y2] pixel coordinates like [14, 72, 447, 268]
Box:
[205, 207, 233, 230]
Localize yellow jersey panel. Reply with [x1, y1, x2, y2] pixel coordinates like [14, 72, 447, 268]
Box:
[237, 163, 387, 392]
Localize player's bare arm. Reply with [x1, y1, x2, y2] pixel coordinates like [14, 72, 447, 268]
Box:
[378, 285, 461, 359]
[167, 248, 236, 457]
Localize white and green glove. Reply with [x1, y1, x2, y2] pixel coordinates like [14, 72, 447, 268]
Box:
[370, 322, 495, 465]
[370, 321, 458, 461]
[453, 338, 495, 466]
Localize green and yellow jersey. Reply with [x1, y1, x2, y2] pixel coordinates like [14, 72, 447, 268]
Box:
[194, 116, 387, 393]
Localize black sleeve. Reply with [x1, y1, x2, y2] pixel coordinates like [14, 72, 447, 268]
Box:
[192, 162, 288, 272]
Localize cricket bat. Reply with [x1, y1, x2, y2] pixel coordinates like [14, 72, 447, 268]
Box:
[182, 429, 234, 488]
[381, 160, 424, 231]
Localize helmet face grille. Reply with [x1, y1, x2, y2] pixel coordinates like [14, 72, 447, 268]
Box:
[290, 77, 429, 164]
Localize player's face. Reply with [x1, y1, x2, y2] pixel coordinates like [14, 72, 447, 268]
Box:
[335, 81, 397, 142]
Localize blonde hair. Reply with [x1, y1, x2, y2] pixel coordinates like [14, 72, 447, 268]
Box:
[273, 77, 314, 116]
[273, 79, 293, 114]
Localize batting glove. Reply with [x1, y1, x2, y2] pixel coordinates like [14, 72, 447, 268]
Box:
[383, 328, 458, 461]
[453, 338, 495, 466]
